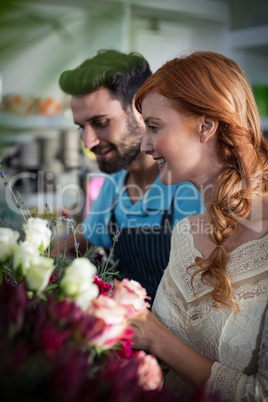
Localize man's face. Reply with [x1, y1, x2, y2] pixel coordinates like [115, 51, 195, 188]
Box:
[71, 87, 144, 173]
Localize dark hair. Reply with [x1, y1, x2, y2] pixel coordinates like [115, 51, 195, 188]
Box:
[59, 49, 152, 110]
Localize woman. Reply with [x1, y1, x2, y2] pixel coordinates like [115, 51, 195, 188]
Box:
[133, 51, 268, 401]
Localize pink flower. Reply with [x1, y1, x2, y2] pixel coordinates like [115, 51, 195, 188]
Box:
[94, 275, 112, 296]
[93, 353, 169, 402]
[87, 295, 134, 350]
[116, 341, 134, 358]
[136, 351, 163, 391]
[78, 313, 106, 344]
[111, 279, 151, 321]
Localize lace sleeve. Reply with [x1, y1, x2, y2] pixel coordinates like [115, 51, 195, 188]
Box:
[206, 306, 268, 402]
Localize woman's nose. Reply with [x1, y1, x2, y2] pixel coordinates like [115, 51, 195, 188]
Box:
[140, 132, 154, 154]
[83, 126, 100, 149]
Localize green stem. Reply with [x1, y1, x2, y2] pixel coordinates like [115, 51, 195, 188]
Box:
[9, 187, 27, 223]
[63, 242, 67, 259]
[55, 226, 60, 256]
[103, 236, 117, 273]
[47, 241, 51, 258]
[73, 232, 78, 259]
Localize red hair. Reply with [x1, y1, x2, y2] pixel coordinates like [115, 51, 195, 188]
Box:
[135, 51, 268, 310]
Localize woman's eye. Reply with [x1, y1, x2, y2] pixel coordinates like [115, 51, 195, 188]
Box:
[148, 125, 158, 133]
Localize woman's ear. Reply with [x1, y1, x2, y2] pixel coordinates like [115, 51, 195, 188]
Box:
[132, 100, 144, 124]
[199, 116, 219, 144]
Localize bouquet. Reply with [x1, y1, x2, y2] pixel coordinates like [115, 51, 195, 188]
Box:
[0, 159, 177, 402]
[0, 159, 216, 402]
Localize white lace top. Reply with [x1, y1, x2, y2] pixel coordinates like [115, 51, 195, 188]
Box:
[152, 217, 268, 402]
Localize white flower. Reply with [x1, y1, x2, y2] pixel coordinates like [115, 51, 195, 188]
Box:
[61, 258, 99, 310]
[0, 227, 20, 262]
[75, 286, 99, 311]
[13, 240, 40, 276]
[25, 255, 54, 292]
[61, 258, 97, 296]
[23, 217, 51, 252]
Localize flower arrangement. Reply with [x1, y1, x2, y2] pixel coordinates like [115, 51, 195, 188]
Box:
[0, 159, 178, 402]
[0, 159, 216, 402]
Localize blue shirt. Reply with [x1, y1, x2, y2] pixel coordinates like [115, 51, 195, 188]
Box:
[83, 170, 205, 248]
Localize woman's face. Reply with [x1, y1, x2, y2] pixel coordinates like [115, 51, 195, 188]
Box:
[140, 92, 208, 186]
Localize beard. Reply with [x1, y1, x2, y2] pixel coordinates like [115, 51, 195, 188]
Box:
[92, 113, 144, 174]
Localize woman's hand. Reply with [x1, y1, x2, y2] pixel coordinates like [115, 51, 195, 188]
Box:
[132, 310, 166, 354]
[132, 310, 214, 388]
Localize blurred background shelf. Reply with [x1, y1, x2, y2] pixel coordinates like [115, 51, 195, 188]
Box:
[261, 117, 268, 132]
[1, 111, 267, 133]
[230, 24, 268, 51]
[0, 111, 76, 131]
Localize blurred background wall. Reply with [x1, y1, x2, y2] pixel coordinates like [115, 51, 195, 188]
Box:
[1, 0, 268, 94]
[0, 0, 268, 226]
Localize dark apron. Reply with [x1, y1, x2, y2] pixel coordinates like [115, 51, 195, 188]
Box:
[107, 196, 174, 303]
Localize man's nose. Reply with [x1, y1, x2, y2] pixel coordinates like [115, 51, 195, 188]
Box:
[140, 132, 154, 154]
[83, 126, 100, 149]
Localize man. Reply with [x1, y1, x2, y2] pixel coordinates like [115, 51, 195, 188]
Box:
[58, 49, 204, 301]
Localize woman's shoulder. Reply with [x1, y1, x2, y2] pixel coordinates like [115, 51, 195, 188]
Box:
[172, 216, 191, 235]
[171, 217, 201, 259]
[172, 212, 210, 246]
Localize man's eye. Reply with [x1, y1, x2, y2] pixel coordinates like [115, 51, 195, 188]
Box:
[94, 120, 108, 128]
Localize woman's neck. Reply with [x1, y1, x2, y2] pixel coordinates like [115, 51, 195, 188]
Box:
[193, 170, 221, 210]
